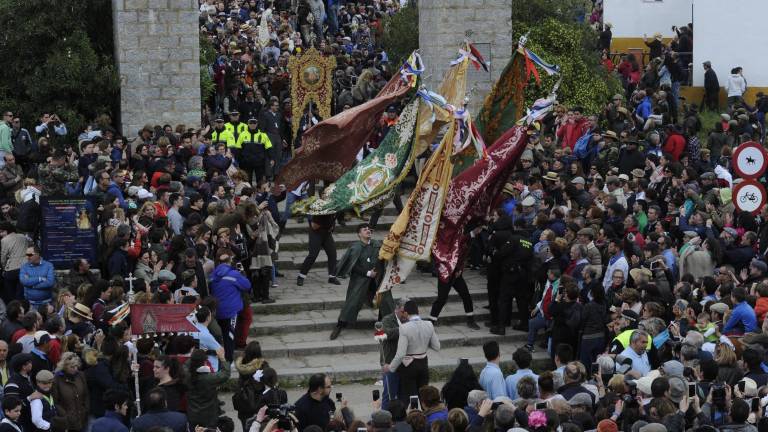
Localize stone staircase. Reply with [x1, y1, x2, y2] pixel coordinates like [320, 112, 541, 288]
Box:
[239, 209, 553, 387]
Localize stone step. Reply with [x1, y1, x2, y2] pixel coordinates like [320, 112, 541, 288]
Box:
[281, 215, 396, 236]
[237, 341, 553, 387]
[249, 303, 491, 336]
[278, 232, 368, 252]
[249, 325, 527, 358]
[251, 279, 488, 314]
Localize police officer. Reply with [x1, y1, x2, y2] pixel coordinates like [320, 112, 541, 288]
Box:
[236, 118, 273, 183]
[211, 116, 235, 149]
[225, 110, 247, 142]
[489, 218, 534, 336]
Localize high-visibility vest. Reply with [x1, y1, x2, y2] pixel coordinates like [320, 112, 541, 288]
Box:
[613, 329, 653, 351]
[236, 129, 273, 150]
[211, 129, 236, 148]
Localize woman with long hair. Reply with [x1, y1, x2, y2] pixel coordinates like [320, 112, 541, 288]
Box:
[153, 355, 187, 412]
[440, 361, 481, 410]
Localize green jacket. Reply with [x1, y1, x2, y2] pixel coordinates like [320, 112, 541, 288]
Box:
[0, 122, 11, 153]
[185, 360, 231, 428]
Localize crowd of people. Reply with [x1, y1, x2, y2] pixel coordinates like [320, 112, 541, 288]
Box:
[0, 0, 767, 432]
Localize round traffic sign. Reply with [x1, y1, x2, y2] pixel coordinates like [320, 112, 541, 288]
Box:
[733, 141, 767, 179]
[733, 179, 767, 215]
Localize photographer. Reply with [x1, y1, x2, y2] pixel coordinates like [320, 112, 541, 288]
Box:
[294, 373, 336, 431]
[34, 113, 67, 142]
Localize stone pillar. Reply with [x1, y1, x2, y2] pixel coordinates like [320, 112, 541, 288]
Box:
[112, 0, 201, 137]
[418, 0, 513, 114]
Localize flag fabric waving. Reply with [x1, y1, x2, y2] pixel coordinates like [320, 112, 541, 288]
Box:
[432, 126, 528, 283]
[275, 54, 422, 191]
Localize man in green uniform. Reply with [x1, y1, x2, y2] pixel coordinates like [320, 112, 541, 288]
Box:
[330, 223, 383, 340]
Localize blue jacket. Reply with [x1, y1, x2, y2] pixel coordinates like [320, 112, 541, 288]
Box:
[106, 182, 126, 209]
[636, 97, 652, 121]
[91, 411, 129, 432]
[210, 264, 251, 319]
[20, 260, 55, 303]
[723, 301, 758, 335]
[131, 410, 187, 432]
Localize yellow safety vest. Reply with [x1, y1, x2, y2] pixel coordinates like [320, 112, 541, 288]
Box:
[225, 122, 248, 140]
[236, 129, 273, 150]
[613, 329, 653, 351]
[211, 129, 236, 148]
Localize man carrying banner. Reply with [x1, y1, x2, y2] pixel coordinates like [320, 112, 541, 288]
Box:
[330, 223, 383, 340]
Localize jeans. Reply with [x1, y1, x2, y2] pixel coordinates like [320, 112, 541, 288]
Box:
[382, 370, 400, 410]
[527, 312, 550, 346]
[282, 192, 307, 225]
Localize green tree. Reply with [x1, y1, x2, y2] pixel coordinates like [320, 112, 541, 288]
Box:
[200, 34, 217, 105]
[512, 0, 622, 115]
[0, 0, 119, 145]
[381, 5, 419, 69]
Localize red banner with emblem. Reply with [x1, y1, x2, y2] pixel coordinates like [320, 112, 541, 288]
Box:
[129, 304, 197, 335]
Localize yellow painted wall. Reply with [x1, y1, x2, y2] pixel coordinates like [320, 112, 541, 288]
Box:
[610, 37, 675, 55]
[679, 86, 768, 108]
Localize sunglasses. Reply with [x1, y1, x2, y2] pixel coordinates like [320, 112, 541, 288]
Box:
[25, 253, 35, 257]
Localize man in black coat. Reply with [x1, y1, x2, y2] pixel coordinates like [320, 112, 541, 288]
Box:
[488, 217, 534, 336]
[702, 61, 720, 111]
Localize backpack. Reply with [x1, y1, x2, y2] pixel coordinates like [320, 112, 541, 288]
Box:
[573, 133, 592, 160]
[232, 379, 264, 416]
[16, 199, 41, 233]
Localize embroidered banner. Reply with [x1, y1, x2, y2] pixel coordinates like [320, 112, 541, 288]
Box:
[432, 126, 528, 282]
[276, 54, 421, 191]
[130, 304, 197, 335]
[378, 121, 456, 292]
[298, 98, 420, 215]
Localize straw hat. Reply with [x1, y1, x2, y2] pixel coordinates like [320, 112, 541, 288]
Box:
[68, 303, 93, 321]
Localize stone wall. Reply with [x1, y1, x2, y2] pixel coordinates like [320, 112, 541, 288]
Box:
[418, 0, 513, 114]
[112, 0, 201, 137]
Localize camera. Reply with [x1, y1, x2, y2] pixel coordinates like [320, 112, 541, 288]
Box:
[266, 404, 296, 430]
[712, 384, 727, 409]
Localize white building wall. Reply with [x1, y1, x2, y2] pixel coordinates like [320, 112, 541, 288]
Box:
[603, 0, 692, 38]
[692, 0, 768, 87]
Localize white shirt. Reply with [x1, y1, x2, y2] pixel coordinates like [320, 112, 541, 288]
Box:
[619, 346, 651, 376]
[602, 254, 628, 291]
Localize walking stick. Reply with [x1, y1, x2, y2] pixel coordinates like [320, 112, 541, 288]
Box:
[132, 347, 142, 416]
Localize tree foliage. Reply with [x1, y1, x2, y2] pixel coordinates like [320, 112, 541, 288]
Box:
[0, 0, 119, 144]
[381, 5, 419, 70]
[200, 34, 217, 104]
[512, 0, 622, 115]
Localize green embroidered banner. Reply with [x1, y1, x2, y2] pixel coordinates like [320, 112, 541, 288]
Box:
[296, 98, 420, 216]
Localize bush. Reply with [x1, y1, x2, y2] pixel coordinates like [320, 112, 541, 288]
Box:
[381, 5, 419, 70]
[0, 0, 119, 145]
[200, 34, 217, 105]
[514, 18, 623, 116]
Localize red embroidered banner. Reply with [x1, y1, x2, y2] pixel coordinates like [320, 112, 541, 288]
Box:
[432, 126, 527, 282]
[130, 304, 197, 335]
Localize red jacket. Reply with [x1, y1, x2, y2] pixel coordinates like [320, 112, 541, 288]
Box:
[557, 118, 589, 150]
[663, 132, 687, 161]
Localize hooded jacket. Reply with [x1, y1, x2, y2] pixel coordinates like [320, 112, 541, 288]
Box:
[210, 263, 251, 319]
